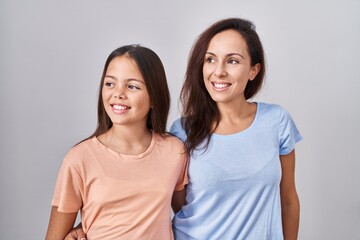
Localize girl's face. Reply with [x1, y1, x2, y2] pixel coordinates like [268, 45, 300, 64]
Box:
[202, 29, 260, 105]
[102, 56, 151, 128]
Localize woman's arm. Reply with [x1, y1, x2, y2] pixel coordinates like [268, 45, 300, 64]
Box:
[45, 206, 78, 240]
[280, 150, 300, 240]
[171, 188, 186, 214]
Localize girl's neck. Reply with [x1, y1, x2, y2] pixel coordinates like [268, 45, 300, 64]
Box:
[98, 125, 152, 155]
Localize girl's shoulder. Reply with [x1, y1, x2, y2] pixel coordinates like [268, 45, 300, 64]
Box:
[63, 137, 97, 163]
[154, 132, 185, 146]
[153, 132, 187, 154]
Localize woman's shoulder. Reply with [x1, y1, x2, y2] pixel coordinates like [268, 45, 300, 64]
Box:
[169, 118, 187, 142]
[255, 102, 297, 126]
[257, 101, 290, 116]
[258, 101, 282, 111]
[170, 118, 183, 129]
[257, 101, 299, 129]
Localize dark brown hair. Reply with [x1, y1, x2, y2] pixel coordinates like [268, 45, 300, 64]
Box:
[84, 44, 170, 142]
[181, 18, 265, 153]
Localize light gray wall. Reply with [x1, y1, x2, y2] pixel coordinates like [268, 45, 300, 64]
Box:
[1, 0, 359, 239]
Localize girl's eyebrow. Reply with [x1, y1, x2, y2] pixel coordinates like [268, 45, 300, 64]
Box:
[205, 51, 245, 59]
[127, 79, 146, 85]
[104, 75, 146, 85]
[104, 75, 117, 80]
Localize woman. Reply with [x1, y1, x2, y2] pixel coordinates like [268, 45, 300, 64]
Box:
[171, 17, 302, 240]
[45, 45, 188, 240]
[65, 18, 302, 240]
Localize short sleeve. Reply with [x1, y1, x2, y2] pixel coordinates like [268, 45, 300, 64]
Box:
[175, 148, 189, 191]
[170, 118, 187, 143]
[51, 158, 83, 213]
[279, 107, 303, 155]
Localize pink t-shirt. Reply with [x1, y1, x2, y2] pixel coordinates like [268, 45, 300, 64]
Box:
[52, 132, 188, 240]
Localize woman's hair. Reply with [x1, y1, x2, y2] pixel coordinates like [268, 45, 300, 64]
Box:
[85, 44, 170, 141]
[181, 17, 266, 153]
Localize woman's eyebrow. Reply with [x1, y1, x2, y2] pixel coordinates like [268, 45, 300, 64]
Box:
[205, 51, 245, 59]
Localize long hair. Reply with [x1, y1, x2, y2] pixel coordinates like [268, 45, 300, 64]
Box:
[181, 18, 266, 153]
[83, 44, 170, 142]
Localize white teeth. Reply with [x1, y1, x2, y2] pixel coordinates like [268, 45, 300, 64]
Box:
[214, 83, 230, 89]
[113, 105, 128, 110]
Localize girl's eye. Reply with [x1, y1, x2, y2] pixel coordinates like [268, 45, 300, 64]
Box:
[105, 82, 115, 87]
[128, 84, 140, 90]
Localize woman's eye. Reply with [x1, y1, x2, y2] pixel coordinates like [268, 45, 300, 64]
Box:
[205, 57, 215, 63]
[228, 59, 239, 64]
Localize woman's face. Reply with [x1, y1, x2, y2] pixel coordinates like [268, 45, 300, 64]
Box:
[202, 29, 259, 105]
[102, 56, 151, 128]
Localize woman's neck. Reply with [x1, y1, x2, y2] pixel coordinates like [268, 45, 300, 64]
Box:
[214, 100, 257, 135]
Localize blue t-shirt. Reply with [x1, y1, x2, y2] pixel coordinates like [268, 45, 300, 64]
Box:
[170, 102, 302, 240]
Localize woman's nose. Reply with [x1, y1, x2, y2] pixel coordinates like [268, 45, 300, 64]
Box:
[214, 63, 227, 78]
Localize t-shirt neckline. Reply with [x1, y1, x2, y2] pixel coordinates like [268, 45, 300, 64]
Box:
[91, 131, 156, 160]
[212, 102, 260, 138]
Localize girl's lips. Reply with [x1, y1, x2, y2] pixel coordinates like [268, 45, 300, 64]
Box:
[111, 104, 131, 113]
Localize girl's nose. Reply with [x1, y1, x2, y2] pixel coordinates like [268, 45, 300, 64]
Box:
[113, 93, 126, 99]
[113, 87, 126, 99]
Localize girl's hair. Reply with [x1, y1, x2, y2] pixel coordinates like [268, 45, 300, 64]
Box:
[181, 18, 265, 153]
[84, 44, 170, 142]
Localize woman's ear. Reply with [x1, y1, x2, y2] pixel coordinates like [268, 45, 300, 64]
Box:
[249, 63, 261, 81]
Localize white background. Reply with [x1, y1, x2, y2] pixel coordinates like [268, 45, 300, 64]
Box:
[1, 0, 359, 239]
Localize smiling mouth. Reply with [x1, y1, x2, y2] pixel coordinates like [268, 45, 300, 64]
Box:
[112, 104, 131, 111]
[212, 82, 232, 89]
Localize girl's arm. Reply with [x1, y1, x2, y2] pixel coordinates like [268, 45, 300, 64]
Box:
[280, 150, 300, 240]
[45, 206, 78, 240]
[171, 188, 186, 214]
[64, 223, 86, 240]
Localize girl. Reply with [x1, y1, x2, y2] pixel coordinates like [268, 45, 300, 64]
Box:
[45, 45, 188, 240]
